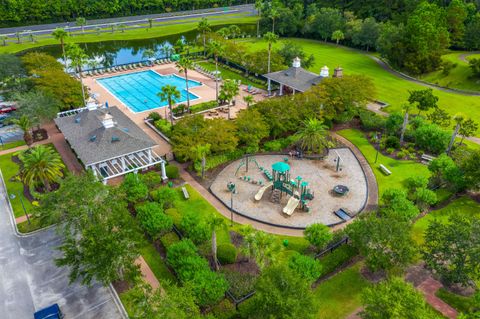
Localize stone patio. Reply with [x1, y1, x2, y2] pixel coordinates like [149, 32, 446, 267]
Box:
[210, 149, 368, 228]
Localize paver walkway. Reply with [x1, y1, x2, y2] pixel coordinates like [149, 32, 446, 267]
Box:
[135, 256, 161, 290]
[417, 277, 458, 319]
[43, 122, 84, 174]
[0, 139, 52, 156]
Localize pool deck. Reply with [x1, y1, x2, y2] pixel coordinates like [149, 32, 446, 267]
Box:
[82, 63, 266, 156]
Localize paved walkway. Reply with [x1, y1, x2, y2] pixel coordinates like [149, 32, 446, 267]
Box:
[417, 277, 458, 319]
[135, 256, 161, 290]
[458, 51, 480, 63]
[0, 139, 51, 156]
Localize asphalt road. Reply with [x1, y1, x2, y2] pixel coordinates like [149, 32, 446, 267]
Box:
[0, 174, 125, 319]
[0, 4, 255, 36]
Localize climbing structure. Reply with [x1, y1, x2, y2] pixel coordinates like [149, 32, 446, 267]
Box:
[270, 161, 315, 213]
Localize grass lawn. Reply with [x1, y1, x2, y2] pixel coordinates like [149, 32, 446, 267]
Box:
[436, 288, 477, 314]
[313, 262, 370, 319]
[242, 38, 480, 137]
[420, 51, 480, 92]
[197, 61, 267, 89]
[138, 237, 177, 285]
[0, 151, 33, 218]
[1, 140, 26, 151]
[336, 129, 431, 196]
[0, 14, 258, 54]
[169, 184, 310, 253]
[412, 196, 480, 245]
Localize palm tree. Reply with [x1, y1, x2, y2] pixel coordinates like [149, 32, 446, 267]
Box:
[400, 103, 411, 145]
[76, 17, 87, 32]
[264, 32, 278, 94]
[269, 7, 279, 33]
[142, 48, 156, 64]
[295, 118, 330, 154]
[15, 31, 21, 44]
[243, 95, 254, 108]
[229, 25, 241, 40]
[220, 79, 240, 120]
[118, 24, 126, 33]
[217, 27, 230, 39]
[197, 17, 211, 57]
[157, 85, 181, 126]
[12, 115, 33, 146]
[0, 35, 7, 46]
[332, 30, 344, 45]
[210, 216, 225, 270]
[52, 28, 69, 69]
[159, 44, 172, 59]
[207, 40, 224, 101]
[147, 18, 154, 29]
[190, 143, 211, 179]
[255, 0, 264, 37]
[20, 145, 65, 192]
[175, 57, 194, 111]
[447, 114, 464, 155]
[66, 43, 88, 105]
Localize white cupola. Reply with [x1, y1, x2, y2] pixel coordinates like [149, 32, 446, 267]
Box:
[320, 65, 329, 77]
[101, 113, 115, 129]
[292, 57, 301, 68]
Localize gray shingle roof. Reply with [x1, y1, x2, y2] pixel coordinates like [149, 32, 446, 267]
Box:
[264, 67, 324, 92]
[54, 106, 156, 166]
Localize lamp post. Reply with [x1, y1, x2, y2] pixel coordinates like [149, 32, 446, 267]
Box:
[374, 132, 382, 164]
[227, 182, 236, 226]
[18, 192, 30, 224]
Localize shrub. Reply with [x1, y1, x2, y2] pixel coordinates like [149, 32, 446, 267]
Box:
[304, 223, 333, 251]
[397, 150, 406, 159]
[154, 119, 172, 137]
[262, 136, 297, 152]
[385, 135, 400, 149]
[414, 123, 450, 155]
[405, 176, 429, 193]
[141, 171, 162, 190]
[160, 232, 180, 249]
[359, 109, 386, 131]
[386, 147, 395, 154]
[217, 243, 237, 264]
[385, 113, 403, 135]
[151, 186, 178, 209]
[190, 100, 219, 114]
[136, 202, 173, 238]
[318, 245, 358, 276]
[148, 112, 161, 121]
[288, 253, 322, 283]
[220, 269, 258, 298]
[121, 173, 148, 203]
[165, 165, 179, 179]
[173, 103, 186, 116]
[180, 212, 210, 245]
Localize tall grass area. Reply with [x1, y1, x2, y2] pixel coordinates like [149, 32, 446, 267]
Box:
[336, 129, 431, 196]
[0, 14, 258, 54]
[242, 38, 480, 136]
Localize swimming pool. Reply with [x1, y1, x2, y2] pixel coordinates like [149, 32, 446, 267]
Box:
[97, 70, 201, 113]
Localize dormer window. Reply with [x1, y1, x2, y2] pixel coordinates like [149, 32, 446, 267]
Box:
[90, 135, 96, 142]
[111, 136, 120, 142]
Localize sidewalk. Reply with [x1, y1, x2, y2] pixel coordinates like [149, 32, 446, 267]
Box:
[135, 256, 161, 290]
[417, 277, 458, 319]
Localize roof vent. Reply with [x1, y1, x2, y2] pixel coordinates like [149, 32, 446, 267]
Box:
[122, 128, 129, 132]
[90, 135, 96, 142]
[111, 135, 120, 142]
[75, 118, 81, 124]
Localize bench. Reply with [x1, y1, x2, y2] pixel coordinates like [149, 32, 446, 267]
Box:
[421, 154, 436, 165]
[379, 164, 392, 175]
[181, 186, 190, 200]
[334, 208, 351, 221]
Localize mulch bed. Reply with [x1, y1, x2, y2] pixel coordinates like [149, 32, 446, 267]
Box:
[32, 128, 48, 142]
[360, 266, 387, 283]
[112, 280, 131, 294]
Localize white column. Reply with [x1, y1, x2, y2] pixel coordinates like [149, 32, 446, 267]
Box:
[121, 157, 126, 171]
[91, 166, 97, 177]
[160, 161, 168, 181]
[279, 84, 284, 96]
[293, 89, 296, 95]
[102, 179, 107, 185]
[267, 79, 271, 96]
[148, 149, 152, 163]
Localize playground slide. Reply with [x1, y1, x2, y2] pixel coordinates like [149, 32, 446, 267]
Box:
[254, 182, 273, 201]
[283, 197, 300, 216]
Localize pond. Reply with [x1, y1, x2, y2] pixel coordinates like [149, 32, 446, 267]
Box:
[24, 24, 256, 71]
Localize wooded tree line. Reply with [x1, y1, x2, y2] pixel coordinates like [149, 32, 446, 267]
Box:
[0, 0, 253, 26]
[257, 0, 480, 74]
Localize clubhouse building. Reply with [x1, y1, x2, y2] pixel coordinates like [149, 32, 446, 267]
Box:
[55, 103, 167, 183]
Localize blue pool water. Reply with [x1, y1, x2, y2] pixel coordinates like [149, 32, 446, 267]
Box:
[97, 70, 201, 113]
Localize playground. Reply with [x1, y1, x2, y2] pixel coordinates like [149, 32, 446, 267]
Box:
[210, 149, 368, 229]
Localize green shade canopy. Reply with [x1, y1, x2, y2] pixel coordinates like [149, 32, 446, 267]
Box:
[272, 161, 290, 173]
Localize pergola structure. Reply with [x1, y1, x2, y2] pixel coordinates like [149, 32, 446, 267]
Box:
[55, 104, 167, 183]
[263, 57, 343, 95]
